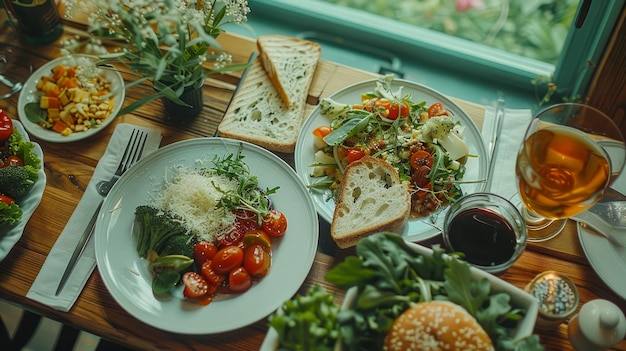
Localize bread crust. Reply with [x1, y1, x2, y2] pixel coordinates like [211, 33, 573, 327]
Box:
[384, 301, 494, 351]
[330, 156, 410, 248]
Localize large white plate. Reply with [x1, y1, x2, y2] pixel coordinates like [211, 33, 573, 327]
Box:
[17, 54, 125, 143]
[294, 78, 487, 242]
[0, 120, 47, 261]
[94, 138, 319, 334]
[578, 224, 626, 300]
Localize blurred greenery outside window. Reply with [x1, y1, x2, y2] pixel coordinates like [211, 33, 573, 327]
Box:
[249, 0, 623, 104]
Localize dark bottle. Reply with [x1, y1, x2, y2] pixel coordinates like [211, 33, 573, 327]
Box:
[3, 0, 64, 45]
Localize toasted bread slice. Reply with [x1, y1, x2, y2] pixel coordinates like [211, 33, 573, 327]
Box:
[331, 156, 410, 249]
[257, 34, 321, 108]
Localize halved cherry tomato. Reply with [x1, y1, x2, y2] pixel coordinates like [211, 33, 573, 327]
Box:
[228, 266, 252, 293]
[218, 210, 259, 247]
[261, 209, 288, 237]
[200, 260, 226, 286]
[312, 125, 332, 139]
[243, 229, 272, 250]
[244, 243, 271, 277]
[387, 101, 411, 120]
[194, 241, 218, 265]
[5, 156, 24, 167]
[410, 150, 434, 170]
[0, 109, 12, 141]
[346, 148, 366, 164]
[411, 165, 432, 188]
[0, 195, 14, 206]
[212, 245, 244, 275]
[428, 102, 448, 117]
[182, 272, 209, 299]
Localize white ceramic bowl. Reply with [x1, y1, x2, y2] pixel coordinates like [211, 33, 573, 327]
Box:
[261, 240, 538, 350]
[17, 54, 125, 143]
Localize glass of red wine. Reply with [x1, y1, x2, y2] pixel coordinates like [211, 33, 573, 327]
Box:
[443, 192, 527, 274]
[515, 103, 626, 242]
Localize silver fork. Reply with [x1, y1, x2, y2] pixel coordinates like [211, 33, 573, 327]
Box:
[55, 129, 148, 295]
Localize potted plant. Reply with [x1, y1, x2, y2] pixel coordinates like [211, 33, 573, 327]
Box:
[62, 0, 251, 119]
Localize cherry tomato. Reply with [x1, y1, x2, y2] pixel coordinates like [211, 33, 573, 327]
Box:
[428, 102, 448, 117]
[410, 150, 434, 170]
[193, 241, 218, 265]
[243, 229, 272, 250]
[228, 267, 252, 293]
[345, 148, 366, 164]
[312, 125, 332, 139]
[387, 101, 411, 120]
[5, 156, 24, 167]
[244, 243, 271, 277]
[212, 245, 244, 275]
[0, 109, 12, 141]
[261, 209, 288, 237]
[218, 210, 259, 247]
[0, 195, 14, 206]
[182, 272, 209, 299]
[200, 260, 226, 286]
[411, 165, 432, 188]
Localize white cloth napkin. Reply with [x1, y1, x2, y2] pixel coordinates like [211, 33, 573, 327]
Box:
[480, 105, 532, 203]
[27, 123, 162, 312]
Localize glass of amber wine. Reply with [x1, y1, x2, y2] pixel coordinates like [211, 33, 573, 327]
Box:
[515, 103, 626, 242]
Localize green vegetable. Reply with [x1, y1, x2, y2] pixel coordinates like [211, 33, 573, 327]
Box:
[324, 232, 544, 351]
[268, 285, 340, 351]
[134, 205, 189, 260]
[0, 166, 33, 199]
[0, 201, 22, 225]
[149, 255, 194, 294]
[24, 102, 52, 128]
[159, 234, 195, 258]
[420, 115, 469, 160]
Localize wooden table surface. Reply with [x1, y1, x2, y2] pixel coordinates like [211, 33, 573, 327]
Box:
[1, 14, 625, 351]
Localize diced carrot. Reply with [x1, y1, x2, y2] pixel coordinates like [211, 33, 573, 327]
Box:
[52, 120, 69, 134]
[41, 81, 60, 97]
[40, 96, 60, 109]
[60, 77, 78, 89]
[51, 64, 67, 80]
[66, 66, 76, 78]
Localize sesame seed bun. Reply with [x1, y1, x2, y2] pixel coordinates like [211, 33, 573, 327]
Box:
[383, 301, 494, 351]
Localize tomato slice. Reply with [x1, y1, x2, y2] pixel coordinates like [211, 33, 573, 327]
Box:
[0, 109, 12, 141]
[345, 148, 366, 164]
[212, 245, 244, 275]
[410, 150, 434, 170]
[244, 243, 271, 277]
[0, 195, 14, 206]
[182, 272, 209, 299]
[312, 125, 332, 140]
[428, 102, 448, 117]
[387, 101, 410, 120]
[243, 229, 272, 250]
[193, 241, 218, 265]
[261, 209, 288, 237]
[6, 156, 24, 167]
[228, 266, 252, 293]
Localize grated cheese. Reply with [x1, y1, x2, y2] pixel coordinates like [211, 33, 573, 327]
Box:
[155, 169, 238, 242]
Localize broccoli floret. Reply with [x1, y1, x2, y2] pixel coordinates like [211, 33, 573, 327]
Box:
[319, 97, 350, 120]
[0, 165, 34, 199]
[134, 205, 188, 261]
[160, 234, 196, 258]
[420, 116, 469, 161]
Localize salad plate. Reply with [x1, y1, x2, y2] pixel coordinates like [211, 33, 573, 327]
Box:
[94, 137, 319, 334]
[17, 54, 125, 143]
[0, 120, 47, 261]
[294, 78, 487, 243]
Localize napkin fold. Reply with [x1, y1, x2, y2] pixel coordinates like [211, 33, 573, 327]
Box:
[480, 105, 532, 203]
[27, 123, 162, 312]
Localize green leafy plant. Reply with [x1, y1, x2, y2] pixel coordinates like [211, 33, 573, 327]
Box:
[62, 0, 251, 114]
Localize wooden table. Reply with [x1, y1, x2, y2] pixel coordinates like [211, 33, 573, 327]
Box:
[1, 14, 625, 351]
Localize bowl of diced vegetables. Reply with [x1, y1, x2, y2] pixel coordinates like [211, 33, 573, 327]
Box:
[17, 54, 125, 143]
[261, 232, 543, 351]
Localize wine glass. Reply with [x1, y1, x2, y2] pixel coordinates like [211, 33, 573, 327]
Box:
[515, 103, 626, 242]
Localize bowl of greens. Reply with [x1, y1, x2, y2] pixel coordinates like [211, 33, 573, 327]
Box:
[262, 232, 543, 351]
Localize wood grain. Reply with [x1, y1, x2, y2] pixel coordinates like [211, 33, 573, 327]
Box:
[0, 12, 625, 351]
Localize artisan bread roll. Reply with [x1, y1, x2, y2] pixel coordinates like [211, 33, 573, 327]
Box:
[384, 301, 494, 351]
[218, 35, 321, 153]
[257, 34, 321, 108]
[331, 156, 410, 249]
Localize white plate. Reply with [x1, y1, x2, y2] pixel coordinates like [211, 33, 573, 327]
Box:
[0, 120, 47, 261]
[260, 240, 538, 350]
[578, 224, 626, 300]
[94, 138, 319, 334]
[294, 78, 487, 242]
[17, 54, 125, 143]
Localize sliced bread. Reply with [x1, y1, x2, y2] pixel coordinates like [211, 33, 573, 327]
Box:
[256, 34, 321, 108]
[331, 156, 410, 249]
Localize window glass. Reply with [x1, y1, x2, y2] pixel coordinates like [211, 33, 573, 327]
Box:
[318, 0, 580, 65]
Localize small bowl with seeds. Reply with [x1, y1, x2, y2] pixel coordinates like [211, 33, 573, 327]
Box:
[525, 270, 579, 330]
